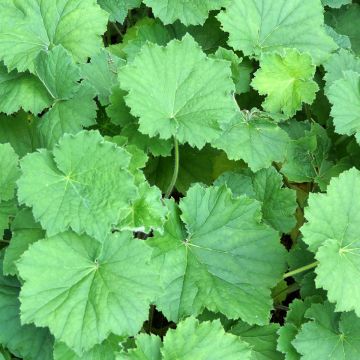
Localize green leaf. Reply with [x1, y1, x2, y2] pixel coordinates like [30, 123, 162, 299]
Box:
[118, 18, 173, 62]
[17, 130, 137, 240]
[118, 333, 162, 360]
[54, 335, 120, 360]
[211, 47, 253, 95]
[35, 45, 81, 101]
[251, 49, 319, 117]
[0, 0, 109, 72]
[0, 112, 42, 157]
[293, 302, 360, 359]
[3, 208, 45, 276]
[322, 0, 351, 8]
[17, 230, 159, 354]
[148, 185, 286, 324]
[162, 317, 251, 359]
[119, 34, 237, 149]
[143, 0, 228, 26]
[216, 168, 297, 233]
[106, 87, 135, 127]
[121, 123, 173, 157]
[120, 317, 252, 359]
[81, 49, 123, 105]
[277, 298, 321, 360]
[37, 84, 97, 148]
[98, 0, 141, 23]
[120, 181, 168, 233]
[218, 0, 337, 65]
[213, 112, 290, 172]
[302, 168, 360, 315]
[0, 262, 54, 360]
[231, 322, 283, 360]
[327, 71, 360, 143]
[325, 4, 360, 55]
[324, 49, 360, 91]
[0, 200, 18, 236]
[145, 144, 234, 194]
[0, 143, 19, 202]
[0, 63, 52, 115]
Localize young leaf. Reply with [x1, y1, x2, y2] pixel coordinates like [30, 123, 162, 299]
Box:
[148, 185, 286, 324]
[218, 0, 337, 65]
[0, 0, 109, 72]
[119, 34, 237, 148]
[251, 49, 319, 117]
[17, 231, 160, 355]
[17, 130, 137, 240]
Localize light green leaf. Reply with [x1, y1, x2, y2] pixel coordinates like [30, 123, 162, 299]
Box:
[302, 168, 360, 315]
[81, 49, 123, 105]
[119, 34, 237, 149]
[231, 322, 283, 360]
[0, 0, 108, 72]
[324, 25, 352, 50]
[143, 0, 228, 26]
[17, 231, 159, 354]
[0, 63, 52, 115]
[0, 263, 54, 360]
[327, 71, 360, 143]
[293, 302, 360, 360]
[0, 143, 20, 202]
[37, 84, 97, 148]
[17, 130, 137, 240]
[118, 334, 162, 360]
[213, 112, 290, 172]
[3, 208, 44, 276]
[148, 185, 286, 324]
[252, 49, 319, 117]
[98, 0, 141, 23]
[120, 182, 168, 233]
[218, 0, 337, 65]
[162, 317, 251, 359]
[35, 45, 81, 100]
[120, 317, 251, 359]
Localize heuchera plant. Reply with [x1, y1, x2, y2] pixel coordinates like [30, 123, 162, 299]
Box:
[0, 0, 360, 359]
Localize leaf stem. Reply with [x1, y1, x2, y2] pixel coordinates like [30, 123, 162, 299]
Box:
[165, 137, 179, 198]
[0, 239, 9, 244]
[283, 261, 319, 279]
